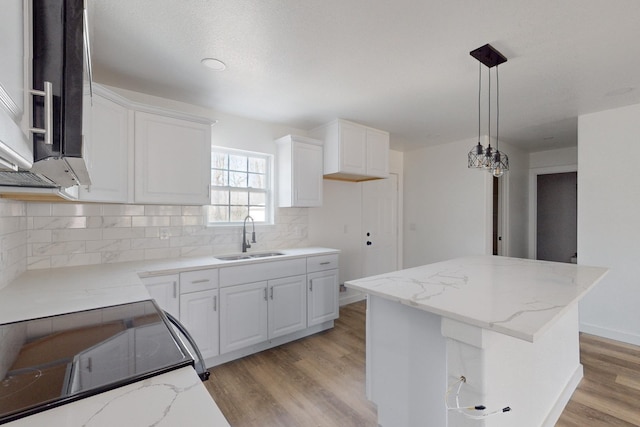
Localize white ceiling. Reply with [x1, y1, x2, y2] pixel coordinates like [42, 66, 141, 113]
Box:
[89, 0, 640, 152]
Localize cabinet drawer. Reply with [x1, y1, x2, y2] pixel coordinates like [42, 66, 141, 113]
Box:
[219, 258, 306, 287]
[180, 269, 218, 293]
[307, 254, 339, 273]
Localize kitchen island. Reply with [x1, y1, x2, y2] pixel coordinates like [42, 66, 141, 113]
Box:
[345, 255, 608, 427]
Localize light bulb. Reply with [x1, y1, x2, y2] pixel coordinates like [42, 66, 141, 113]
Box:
[492, 166, 504, 178]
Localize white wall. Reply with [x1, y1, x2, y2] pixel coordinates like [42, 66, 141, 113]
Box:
[403, 138, 492, 267]
[530, 146, 577, 169]
[578, 103, 640, 345]
[501, 140, 529, 258]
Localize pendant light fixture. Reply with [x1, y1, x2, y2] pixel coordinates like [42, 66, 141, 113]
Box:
[467, 44, 509, 177]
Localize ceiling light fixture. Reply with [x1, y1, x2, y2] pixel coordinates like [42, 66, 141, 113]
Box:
[467, 44, 509, 178]
[201, 57, 226, 71]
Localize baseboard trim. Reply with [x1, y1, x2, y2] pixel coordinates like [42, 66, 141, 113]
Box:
[542, 364, 584, 427]
[340, 292, 366, 306]
[580, 322, 640, 346]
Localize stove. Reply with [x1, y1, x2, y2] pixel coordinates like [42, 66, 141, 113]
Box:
[0, 300, 194, 424]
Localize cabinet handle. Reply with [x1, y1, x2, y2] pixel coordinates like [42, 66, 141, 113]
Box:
[87, 357, 92, 373]
[270, 286, 274, 300]
[309, 280, 313, 292]
[264, 287, 268, 301]
[30, 81, 53, 145]
[191, 279, 209, 284]
[320, 261, 331, 265]
[173, 281, 177, 298]
[213, 295, 217, 311]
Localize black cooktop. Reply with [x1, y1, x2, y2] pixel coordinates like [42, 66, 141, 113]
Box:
[0, 300, 193, 424]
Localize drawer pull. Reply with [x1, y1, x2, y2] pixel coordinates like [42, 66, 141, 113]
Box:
[190, 279, 209, 284]
[319, 261, 331, 265]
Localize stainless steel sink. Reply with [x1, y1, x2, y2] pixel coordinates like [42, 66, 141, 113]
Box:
[214, 252, 284, 261]
[214, 254, 253, 261]
[248, 252, 284, 258]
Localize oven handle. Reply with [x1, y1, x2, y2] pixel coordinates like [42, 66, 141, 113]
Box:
[162, 311, 210, 382]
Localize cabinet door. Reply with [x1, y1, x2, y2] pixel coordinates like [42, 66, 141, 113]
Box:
[365, 128, 390, 178]
[0, 0, 32, 171]
[268, 275, 307, 339]
[79, 93, 131, 202]
[307, 269, 339, 327]
[180, 289, 219, 359]
[134, 111, 211, 205]
[339, 121, 367, 175]
[75, 329, 133, 391]
[142, 275, 180, 319]
[219, 281, 268, 354]
[292, 141, 323, 207]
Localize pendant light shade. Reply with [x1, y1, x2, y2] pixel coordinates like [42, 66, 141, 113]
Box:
[467, 44, 509, 177]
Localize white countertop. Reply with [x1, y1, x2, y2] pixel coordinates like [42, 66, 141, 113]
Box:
[4, 367, 229, 427]
[0, 247, 337, 426]
[345, 255, 608, 342]
[0, 247, 339, 324]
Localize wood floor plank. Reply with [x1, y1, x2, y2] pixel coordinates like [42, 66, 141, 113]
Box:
[206, 302, 640, 427]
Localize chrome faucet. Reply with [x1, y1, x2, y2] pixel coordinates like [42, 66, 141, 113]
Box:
[242, 215, 256, 252]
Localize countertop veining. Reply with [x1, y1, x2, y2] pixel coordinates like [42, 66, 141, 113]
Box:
[345, 255, 608, 342]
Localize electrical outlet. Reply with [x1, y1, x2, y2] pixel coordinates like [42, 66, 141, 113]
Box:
[159, 228, 170, 240]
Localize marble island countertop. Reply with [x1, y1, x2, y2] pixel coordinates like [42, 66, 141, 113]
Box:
[345, 255, 608, 342]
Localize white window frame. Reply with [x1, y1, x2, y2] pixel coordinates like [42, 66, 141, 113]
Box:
[207, 146, 274, 226]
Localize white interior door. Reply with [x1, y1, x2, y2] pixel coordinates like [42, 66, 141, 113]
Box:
[362, 174, 398, 277]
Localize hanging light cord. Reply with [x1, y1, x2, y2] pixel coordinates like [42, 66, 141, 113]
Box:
[444, 376, 511, 420]
[496, 65, 500, 151]
[487, 66, 491, 147]
[478, 62, 481, 143]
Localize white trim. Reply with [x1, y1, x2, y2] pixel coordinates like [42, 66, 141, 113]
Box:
[528, 164, 578, 259]
[580, 322, 640, 347]
[541, 364, 583, 427]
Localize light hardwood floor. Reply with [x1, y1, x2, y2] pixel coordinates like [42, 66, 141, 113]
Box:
[207, 301, 640, 426]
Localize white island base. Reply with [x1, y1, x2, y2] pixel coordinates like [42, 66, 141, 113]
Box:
[346, 256, 608, 427]
[368, 295, 581, 427]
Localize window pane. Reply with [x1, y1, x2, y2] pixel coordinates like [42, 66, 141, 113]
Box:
[249, 157, 266, 173]
[230, 190, 248, 206]
[230, 206, 249, 222]
[249, 207, 265, 222]
[248, 173, 265, 189]
[212, 169, 228, 186]
[229, 155, 247, 172]
[229, 172, 247, 188]
[212, 153, 227, 169]
[211, 190, 229, 205]
[208, 206, 229, 222]
[249, 191, 266, 206]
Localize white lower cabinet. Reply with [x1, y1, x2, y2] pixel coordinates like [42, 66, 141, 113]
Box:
[307, 269, 339, 327]
[141, 274, 180, 319]
[268, 275, 307, 339]
[219, 281, 269, 354]
[180, 289, 219, 359]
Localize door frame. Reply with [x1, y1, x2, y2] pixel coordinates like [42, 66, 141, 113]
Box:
[528, 164, 578, 259]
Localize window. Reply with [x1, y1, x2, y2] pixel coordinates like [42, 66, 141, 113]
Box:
[208, 147, 273, 225]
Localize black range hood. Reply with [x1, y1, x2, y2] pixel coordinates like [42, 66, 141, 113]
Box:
[30, 0, 90, 187]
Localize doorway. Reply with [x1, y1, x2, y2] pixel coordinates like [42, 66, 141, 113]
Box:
[536, 172, 577, 263]
[361, 174, 399, 277]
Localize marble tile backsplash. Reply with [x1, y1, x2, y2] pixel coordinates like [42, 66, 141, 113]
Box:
[0, 200, 27, 289]
[24, 203, 309, 270]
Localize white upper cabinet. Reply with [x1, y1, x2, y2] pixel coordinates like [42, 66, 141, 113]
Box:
[310, 119, 389, 181]
[79, 87, 132, 203]
[0, 0, 32, 171]
[134, 111, 212, 205]
[276, 135, 323, 207]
